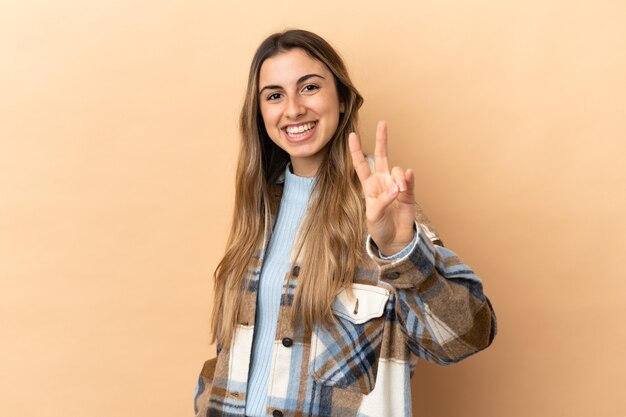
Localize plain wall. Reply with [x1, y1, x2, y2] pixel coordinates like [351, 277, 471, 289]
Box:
[1, 0, 624, 416]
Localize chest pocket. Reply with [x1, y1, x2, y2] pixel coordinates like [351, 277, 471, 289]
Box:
[310, 283, 390, 395]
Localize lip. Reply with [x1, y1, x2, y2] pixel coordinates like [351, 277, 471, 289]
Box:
[281, 120, 317, 129]
[282, 121, 317, 143]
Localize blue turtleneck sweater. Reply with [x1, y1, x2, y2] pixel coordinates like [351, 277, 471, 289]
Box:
[245, 166, 315, 417]
[244, 165, 416, 416]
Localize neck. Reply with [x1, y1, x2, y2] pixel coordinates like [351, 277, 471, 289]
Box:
[289, 156, 323, 177]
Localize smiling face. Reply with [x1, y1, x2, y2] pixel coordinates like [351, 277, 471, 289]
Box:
[258, 48, 344, 177]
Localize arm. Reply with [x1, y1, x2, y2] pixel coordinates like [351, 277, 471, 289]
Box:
[368, 223, 496, 364]
[349, 121, 495, 365]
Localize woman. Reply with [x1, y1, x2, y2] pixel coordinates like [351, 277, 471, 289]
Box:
[194, 29, 496, 417]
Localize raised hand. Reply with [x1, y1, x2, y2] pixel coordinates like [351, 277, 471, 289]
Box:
[349, 121, 417, 256]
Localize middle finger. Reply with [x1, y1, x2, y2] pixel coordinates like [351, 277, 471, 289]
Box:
[374, 120, 390, 174]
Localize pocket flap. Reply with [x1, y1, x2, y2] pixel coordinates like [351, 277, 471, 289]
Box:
[332, 283, 390, 324]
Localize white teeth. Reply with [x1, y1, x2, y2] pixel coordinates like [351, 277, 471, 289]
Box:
[286, 122, 315, 136]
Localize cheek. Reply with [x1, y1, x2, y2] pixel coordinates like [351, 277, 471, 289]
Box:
[319, 93, 342, 121]
[259, 108, 275, 133]
[260, 110, 284, 145]
[322, 102, 342, 130]
[260, 106, 280, 127]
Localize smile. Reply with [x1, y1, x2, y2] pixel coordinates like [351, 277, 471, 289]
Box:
[284, 121, 317, 139]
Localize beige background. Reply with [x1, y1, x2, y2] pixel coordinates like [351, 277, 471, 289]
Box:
[1, 0, 625, 416]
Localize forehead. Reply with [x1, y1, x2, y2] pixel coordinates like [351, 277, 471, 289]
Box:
[259, 48, 332, 85]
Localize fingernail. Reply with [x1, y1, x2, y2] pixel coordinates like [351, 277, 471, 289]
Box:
[388, 184, 398, 196]
[399, 182, 407, 192]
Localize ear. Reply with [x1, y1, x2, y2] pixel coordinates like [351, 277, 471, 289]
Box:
[339, 101, 345, 113]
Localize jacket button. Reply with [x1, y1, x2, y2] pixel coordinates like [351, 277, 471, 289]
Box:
[282, 337, 293, 347]
[292, 265, 300, 277]
[272, 410, 284, 417]
[384, 271, 401, 280]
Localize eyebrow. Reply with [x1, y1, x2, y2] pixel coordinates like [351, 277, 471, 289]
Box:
[258, 73, 326, 94]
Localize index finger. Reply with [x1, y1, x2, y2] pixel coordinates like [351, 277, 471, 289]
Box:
[374, 120, 389, 174]
[348, 132, 371, 183]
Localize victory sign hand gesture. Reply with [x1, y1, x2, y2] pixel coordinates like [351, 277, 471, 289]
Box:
[349, 121, 417, 256]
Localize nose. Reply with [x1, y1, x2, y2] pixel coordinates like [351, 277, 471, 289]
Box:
[284, 95, 305, 119]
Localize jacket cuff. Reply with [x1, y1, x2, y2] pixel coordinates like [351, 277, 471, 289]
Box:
[376, 227, 418, 260]
[366, 222, 438, 288]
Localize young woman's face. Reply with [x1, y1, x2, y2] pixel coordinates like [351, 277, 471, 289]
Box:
[258, 48, 343, 177]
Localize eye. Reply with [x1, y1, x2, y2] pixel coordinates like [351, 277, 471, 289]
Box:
[302, 84, 319, 93]
[266, 92, 282, 101]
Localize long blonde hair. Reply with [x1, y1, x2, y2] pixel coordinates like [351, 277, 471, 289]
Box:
[211, 29, 365, 348]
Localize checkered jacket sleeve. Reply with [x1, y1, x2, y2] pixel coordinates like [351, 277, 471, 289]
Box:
[367, 222, 497, 365]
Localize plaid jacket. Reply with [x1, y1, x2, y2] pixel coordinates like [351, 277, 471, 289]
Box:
[194, 187, 497, 417]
